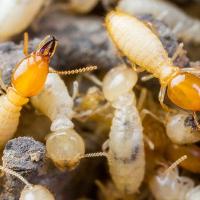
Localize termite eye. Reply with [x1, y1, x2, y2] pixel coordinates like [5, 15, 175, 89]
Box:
[167, 72, 200, 111]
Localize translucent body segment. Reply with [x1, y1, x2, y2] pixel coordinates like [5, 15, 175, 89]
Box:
[166, 113, 200, 144]
[46, 129, 85, 170]
[102, 65, 137, 102]
[167, 73, 200, 111]
[105, 11, 174, 80]
[20, 185, 55, 200]
[12, 55, 49, 97]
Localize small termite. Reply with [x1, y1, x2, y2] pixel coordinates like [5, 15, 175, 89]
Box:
[0, 165, 55, 200]
[102, 65, 145, 194]
[31, 73, 86, 170]
[149, 155, 200, 200]
[117, 0, 200, 44]
[105, 11, 200, 118]
[0, 34, 96, 148]
[166, 112, 200, 144]
[0, 0, 46, 42]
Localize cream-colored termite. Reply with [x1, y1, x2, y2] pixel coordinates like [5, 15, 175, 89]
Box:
[117, 0, 200, 43]
[0, 165, 55, 200]
[149, 155, 200, 200]
[31, 73, 85, 170]
[105, 11, 200, 121]
[0, 0, 46, 42]
[101, 65, 145, 194]
[166, 112, 200, 144]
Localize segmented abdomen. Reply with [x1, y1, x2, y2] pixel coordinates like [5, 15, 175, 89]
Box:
[108, 104, 145, 194]
[106, 11, 172, 79]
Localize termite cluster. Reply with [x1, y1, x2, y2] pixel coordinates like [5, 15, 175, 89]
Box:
[0, 0, 200, 199]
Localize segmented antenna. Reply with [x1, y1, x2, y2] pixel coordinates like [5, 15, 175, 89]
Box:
[80, 152, 107, 159]
[0, 165, 32, 188]
[49, 66, 97, 75]
[164, 155, 187, 175]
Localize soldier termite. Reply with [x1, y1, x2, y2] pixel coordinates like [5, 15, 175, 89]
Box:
[0, 0, 46, 42]
[0, 33, 97, 148]
[117, 0, 200, 44]
[102, 65, 145, 194]
[0, 165, 55, 200]
[105, 11, 200, 125]
[149, 155, 200, 200]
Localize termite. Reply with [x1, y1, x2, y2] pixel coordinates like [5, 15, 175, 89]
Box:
[0, 165, 54, 200]
[0, 0, 46, 42]
[102, 65, 145, 194]
[0, 33, 96, 148]
[105, 11, 200, 122]
[166, 112, 200, 144]
[31, 73, 86, 170]
[149, 155, 200, 200]
[117, 0, 200, 44]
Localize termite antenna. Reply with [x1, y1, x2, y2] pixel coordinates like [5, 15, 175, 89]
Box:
[164, 155, 187, 175]
[0, 165, 32, 188]
[23, 32, 29, 56]
[49, 66, 98, 75]
[79, 152, 107, 159]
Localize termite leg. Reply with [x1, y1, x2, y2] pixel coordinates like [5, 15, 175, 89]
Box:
[171, 42, 184, 62]
[192, 112, 200, 130]
[141, 74, 155, 82]
[72, 81, 79, 100]
[102, 139, 109, 152]
[180, 67, 200, 75]
[158, 86, 170, 112]
[23, 32, 29, 56]
[0, 70, 7, 93]
[83, 73, 102, 87]
[137, 87, 148, 111]
[140, 109, 165, 124]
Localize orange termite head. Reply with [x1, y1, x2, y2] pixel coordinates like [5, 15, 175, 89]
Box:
[11, 35, 57, 98]
[167, 72, 200, 111]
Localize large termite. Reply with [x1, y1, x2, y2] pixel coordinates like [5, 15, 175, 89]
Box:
[0, 0, 46, 42]
[102, 65, 145, 194]
[149, 156, 200, 200]
[0, 165, 54, 200]
[117, 0, 200, 44]
[105, 11, 200, 124]
[0, 34, 96, 148]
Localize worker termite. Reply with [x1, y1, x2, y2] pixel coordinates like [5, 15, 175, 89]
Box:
[166, 112, 200, 144]
[0, 33, 97, 148]
[105, 11, 200, 121]
[31, 73, 86, 170]
[0, 0, 46, 42]
[0, 165, 55, 200]
[149, 155, 200, 200]
[102, 65, 145, 194]
[117, 0, 200, 44]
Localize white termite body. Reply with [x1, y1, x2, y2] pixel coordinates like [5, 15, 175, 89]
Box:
[0, 0, 45, 42]
[102, 65, 145, 194]
[0, 88, 28, 147]
[166, 113, 200, 144]
[31, 73, 85, 170]
[149, 166, 200, 200]
[117, 0, 200, 43]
